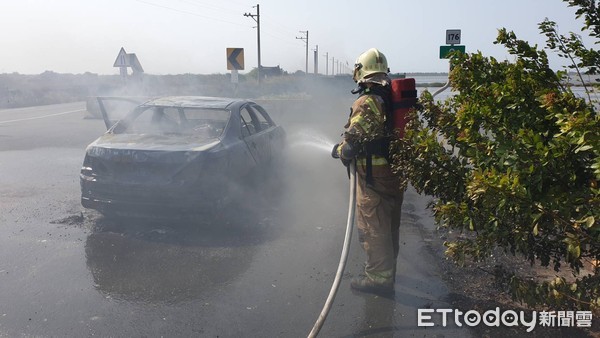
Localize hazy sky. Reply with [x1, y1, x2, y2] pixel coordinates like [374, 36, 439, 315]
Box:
[0, 0, 592, 75]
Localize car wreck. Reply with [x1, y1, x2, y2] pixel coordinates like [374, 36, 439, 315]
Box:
[80, 96, 286, 215]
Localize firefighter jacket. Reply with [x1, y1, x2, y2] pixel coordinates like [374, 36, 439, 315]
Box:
[337, 86, 393, 181]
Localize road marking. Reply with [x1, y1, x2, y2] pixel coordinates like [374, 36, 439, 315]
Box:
[0, 109, 85, 125]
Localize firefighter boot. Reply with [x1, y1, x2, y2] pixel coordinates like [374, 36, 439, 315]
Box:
[350, 276, 394, 296]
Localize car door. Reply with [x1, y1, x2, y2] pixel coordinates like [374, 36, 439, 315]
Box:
[250, 103, 285, 160]
[96, 97, 148, 130]
[240, 105, 271, 166]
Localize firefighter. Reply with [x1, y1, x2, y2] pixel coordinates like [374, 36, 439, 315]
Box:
[332, 48, 404, 295]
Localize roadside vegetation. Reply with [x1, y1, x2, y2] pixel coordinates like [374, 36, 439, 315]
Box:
[0, 68, 449, 110]
[0, 69, 360, 110]
[392, 0, 599, 312]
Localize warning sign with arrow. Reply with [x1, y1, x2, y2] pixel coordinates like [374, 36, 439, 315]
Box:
[226, 48, 244, 70]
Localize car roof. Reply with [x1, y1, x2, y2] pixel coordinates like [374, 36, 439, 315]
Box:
[140, 96, 252, 109]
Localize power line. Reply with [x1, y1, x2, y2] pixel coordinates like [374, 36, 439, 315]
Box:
[174, 0, 246, 16]
[184, 0, 249, 11]
[261, 14, 302, 36]
[134, 0, 250, 28]
[262, 31, 305, 46]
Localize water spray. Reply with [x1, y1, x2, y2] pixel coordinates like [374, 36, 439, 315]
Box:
[287, 130, 337, 154]
[307, 160, 356, 338]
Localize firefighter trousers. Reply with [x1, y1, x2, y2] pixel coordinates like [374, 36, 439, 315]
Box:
[355, 164, 403, 284]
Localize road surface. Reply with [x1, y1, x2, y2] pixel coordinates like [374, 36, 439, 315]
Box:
[0, 101, 469, 337]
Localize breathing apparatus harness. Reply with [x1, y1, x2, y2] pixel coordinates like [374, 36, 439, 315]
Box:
[349, 83, 393, 186]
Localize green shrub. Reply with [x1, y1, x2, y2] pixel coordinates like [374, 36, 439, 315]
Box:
[391, 0, 600, 311]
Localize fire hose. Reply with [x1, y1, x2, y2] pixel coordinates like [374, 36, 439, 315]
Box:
[307, 77, 421, 336]
[307, 160, 357, 338]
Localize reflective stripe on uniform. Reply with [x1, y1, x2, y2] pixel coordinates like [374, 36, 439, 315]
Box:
[366, 269, 394, 284]
[349, 96, 384, 134]
[349, 114, 370, 133]
[364, 97, 382, 120]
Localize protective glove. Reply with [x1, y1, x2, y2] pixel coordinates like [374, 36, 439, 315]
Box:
[331, 143, 340, 159]
[332, 143, 353, 167]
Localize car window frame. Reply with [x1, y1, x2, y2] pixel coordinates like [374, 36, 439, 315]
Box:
[240, 105, 262, 138]
[248, 104, 276, 131]
[250, 103, 277, 130]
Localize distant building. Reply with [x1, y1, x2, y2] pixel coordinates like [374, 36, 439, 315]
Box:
[260, 66, 283, 78]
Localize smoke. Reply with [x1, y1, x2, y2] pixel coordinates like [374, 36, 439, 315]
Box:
[254, 76, 355, 236]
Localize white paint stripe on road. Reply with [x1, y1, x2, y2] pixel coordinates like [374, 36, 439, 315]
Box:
[0, 109, 85, 125]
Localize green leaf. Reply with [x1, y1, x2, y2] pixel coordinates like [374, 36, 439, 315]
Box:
[585, 216, 595, 228]
[567, 243, 581, 259]
[575, 144, 593, 153]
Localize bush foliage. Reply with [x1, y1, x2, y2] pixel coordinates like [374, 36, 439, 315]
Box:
[391, 0, 600, 311]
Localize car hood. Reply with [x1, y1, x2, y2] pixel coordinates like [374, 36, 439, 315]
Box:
[88, 133, 221, 152]
[83, 134, 223, 185]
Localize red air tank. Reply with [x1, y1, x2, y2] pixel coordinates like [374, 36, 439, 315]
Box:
[390, 78, 417, 138]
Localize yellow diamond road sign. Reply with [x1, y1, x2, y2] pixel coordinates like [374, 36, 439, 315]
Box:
[226, 48, 244, 70]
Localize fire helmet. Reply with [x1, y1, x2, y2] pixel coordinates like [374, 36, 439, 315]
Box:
[352, 48, 389, 83]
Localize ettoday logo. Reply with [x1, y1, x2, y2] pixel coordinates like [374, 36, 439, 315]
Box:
[417, 308, 593, 332]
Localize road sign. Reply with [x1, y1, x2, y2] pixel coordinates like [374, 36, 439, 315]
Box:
[439, 45, 465, 59]
[226, 48, 244, 70]
[446, 29, 461, 45]
[113, 47, 144, 75]
[113, 47, 129, 67]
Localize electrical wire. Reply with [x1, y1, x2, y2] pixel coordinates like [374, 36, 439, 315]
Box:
[133, 0, 250, 28]
[174, 0, 249, 17]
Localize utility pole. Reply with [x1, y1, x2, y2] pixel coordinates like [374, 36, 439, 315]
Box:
[296, 30, 308, 74]
[331, 56, 335, 76]
[323, 52, 328, 75]
[244, 4, 261, 84]
[313, 45, 318, 74]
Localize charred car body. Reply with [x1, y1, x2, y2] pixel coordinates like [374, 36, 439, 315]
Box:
[80, 96, 285, 215]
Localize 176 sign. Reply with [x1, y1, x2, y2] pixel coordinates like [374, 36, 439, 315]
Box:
[446, 29, 461, 45]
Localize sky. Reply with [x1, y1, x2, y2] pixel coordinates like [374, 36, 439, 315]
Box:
[0, 0, 593, 75]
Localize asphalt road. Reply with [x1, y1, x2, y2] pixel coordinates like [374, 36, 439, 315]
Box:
[0, 101, 470, 337]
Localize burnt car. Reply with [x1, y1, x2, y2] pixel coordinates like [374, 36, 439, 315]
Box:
[80, 96, 286, 215]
